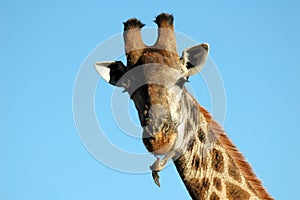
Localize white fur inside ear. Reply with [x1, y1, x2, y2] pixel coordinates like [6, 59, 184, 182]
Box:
[95, 62, 114, 82]
[182, 43, 210, 76]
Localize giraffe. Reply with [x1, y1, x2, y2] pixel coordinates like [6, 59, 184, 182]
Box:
[95, 13, 273, 200]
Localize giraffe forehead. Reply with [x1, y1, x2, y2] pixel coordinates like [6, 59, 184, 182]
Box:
[128, 49, 181, 70]
[124, 62, 185, 90]
[143, 64, 183, 83]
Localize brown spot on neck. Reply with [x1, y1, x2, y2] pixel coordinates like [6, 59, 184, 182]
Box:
[228, 157, 242, 182]
[213, 177, 222, 191]
[226, 182, 250, 200]
[192, 154, 200, 171]
[187, 178, 210, 200]
[211, 148, 224, 173]
[198, 128, 206, 143]
[210, 192, 220, 200]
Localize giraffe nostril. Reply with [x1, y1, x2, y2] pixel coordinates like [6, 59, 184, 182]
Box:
[162, 123, 170, 134]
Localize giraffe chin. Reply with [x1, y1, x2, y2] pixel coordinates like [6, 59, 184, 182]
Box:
[142, 130, 177, 155]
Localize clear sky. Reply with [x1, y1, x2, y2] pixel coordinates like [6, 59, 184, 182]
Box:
[1, 0, 299, 199]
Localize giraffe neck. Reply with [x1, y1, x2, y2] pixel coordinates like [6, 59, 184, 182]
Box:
[172, 90, 273, 200]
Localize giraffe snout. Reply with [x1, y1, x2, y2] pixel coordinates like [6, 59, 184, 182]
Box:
[143, 104, 169, 135]
[144, 120, 167, 137]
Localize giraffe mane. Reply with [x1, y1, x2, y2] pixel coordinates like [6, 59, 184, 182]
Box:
[198, 105, 273, 200]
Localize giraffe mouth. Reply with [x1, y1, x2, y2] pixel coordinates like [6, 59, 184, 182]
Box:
[142, 122, 178, 155]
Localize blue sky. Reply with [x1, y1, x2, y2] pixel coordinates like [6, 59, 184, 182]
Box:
[1, 0, 299, 199]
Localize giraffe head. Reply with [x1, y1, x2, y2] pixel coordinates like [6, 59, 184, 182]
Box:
[95, 13, 209, 156]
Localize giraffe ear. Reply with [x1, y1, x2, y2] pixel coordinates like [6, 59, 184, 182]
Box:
[181, 43, 209, 76]
[94, 61, 127, 86]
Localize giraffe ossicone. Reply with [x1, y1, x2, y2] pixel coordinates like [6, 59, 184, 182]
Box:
[95, 13, 273, 200]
